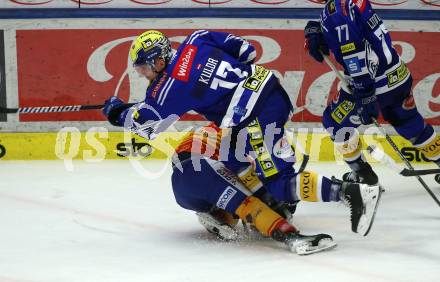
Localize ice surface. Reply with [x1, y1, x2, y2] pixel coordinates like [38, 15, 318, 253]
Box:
[0, 160, 439, 282]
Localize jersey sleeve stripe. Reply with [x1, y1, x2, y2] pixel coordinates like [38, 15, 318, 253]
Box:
[188, 30, 208, 45]
[158, 78, 175, 106]
[157, 77, 173, 104]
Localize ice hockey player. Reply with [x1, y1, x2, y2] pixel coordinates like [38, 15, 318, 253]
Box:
[174, 130, 335, 255]
[304, 0, 440, 184]
[169, 123, 380, 255]
[101, 29, 382, 252]
[103, 28, 297, 183]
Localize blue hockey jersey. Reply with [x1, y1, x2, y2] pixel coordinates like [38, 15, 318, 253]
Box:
[117, 30, 278, 140]
[320, 0, 410, 95]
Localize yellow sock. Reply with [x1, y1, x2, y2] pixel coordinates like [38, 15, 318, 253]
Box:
[235, 196, 296, 237]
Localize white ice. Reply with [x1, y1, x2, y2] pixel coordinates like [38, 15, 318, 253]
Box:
[0, 160, 439, 282]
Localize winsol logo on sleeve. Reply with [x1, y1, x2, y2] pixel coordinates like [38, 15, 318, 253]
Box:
[171, 44, 197, 82]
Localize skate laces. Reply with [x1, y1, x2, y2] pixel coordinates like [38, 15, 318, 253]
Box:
[343, 169, 378, 186]
[343, 171, 362, 182]
[339, 189, 352, 209]
[340, 189, 356, 223]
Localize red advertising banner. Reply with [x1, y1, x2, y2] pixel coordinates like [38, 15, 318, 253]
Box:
[16, 28, 440, 124]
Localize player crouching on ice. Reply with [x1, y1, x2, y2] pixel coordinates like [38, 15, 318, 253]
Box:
[102, 29, 382, 255]
[168, 124, 380, 255]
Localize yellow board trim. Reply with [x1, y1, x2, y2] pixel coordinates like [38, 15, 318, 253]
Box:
[418, 135, 440, 160]
[0, 131, 432, 164]
[0, 131, 185, 160]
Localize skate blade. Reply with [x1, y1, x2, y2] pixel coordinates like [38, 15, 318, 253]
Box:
[292, 239, 338, 255]
[358, 185, 383, 236]
[197, 212, 238, 241]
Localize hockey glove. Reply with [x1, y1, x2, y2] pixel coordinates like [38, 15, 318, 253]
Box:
[304, 21, 329, 63]
[102, 96, 131, 126]
[354, 89, 379, 125]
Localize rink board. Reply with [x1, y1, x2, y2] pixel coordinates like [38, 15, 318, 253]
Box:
[0, 18, 439, 132]
[0, 131, 431, 164]
[0, 18, 438, 163]
[1, 0, 439, 9]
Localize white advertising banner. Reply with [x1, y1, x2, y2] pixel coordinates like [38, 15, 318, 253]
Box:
[0, 0, 439, 10]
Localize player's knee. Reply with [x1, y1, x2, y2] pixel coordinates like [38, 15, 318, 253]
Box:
[171, 171, 191, 208]
[171, 171, 209, 211]
[322, 97, 359, 130]
[171, 159, 211, 207]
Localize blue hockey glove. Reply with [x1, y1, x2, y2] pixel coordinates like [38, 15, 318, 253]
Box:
[355, 89, 379, 125]
[304, 21, 329, 63]
[102, 96, 130, 126]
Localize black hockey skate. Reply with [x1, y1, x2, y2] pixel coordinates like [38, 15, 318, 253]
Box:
[341, 182, 382, 236]
[343, 162, 379, 185]
[196, 209, 238, 241]
[272, 229, 337, 255]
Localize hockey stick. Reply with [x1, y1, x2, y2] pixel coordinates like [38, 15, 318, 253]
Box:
[323, 55, 349, 89]
[0, 104, 104, 114]
[287, 126, 310, 174]
[322, 54, 440, 207]
[371, 117, 440, 206]
[367, 145, 440, 176]
[0, 102, 138, 114]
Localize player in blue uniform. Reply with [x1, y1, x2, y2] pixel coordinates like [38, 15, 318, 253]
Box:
[102, 30, 382, 252]
[104, 29, 292, 179]
[170, 124, 381, 247]
[304, 0, 440, 184]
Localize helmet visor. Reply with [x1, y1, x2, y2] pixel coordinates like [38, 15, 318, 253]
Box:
[132, 59, 155, 68]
